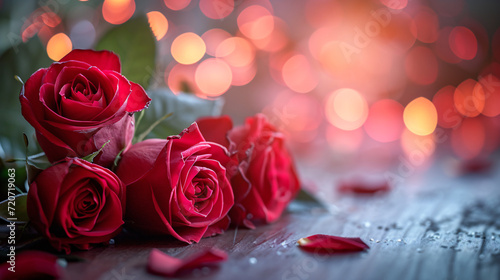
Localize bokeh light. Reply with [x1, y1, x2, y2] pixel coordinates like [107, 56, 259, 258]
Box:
[282, 54, 318, 94]
[454, 79, 485, 117]
[230, 63, 257, 86]
[364, 99, 404, 143]
[403, 97, 438, 136]
[412, 7, 439, 44]
[200, 0, 234, 20]
[478, 74, 500, 117]
[435, 27, 462, 64]
[46, 33, 72, 61]
[163, 0, 190, 11]
[195, 58, 232, 97]
[325, 89, 369, 131]
[251, 16, 288, 53]
[147, 11, 168, 41]
[432, 86, 463, 128]
[166, 63, 199, 94]
[449, 26, 478, 60]
[102, 0, 135, 25]
[70, 20, 96, 49]
[237, 5, 274, 40]
[202, 28, 231, 56]
[216, 37, 255, 68]
[171, 32, 206, 65]
[379, 12, 416, 54]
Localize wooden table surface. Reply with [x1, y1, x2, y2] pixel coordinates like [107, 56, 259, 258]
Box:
[3, 155, 500, 280]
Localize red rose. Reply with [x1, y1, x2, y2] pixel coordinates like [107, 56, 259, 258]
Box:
[27, 158, 125, 253]
[116, 123, 234, 243]
[198, 114, 300, 229]
[20, 49, 151, 167]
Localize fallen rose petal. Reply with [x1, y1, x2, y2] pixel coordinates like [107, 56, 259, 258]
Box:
[297, 234, 369, 254]
[147, 248, 227, 277]
[0, 250, 64, 279]
[337, 180, 391, 194]
[457, 159, 493, 175]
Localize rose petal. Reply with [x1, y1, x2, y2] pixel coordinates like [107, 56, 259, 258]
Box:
[125, 82, 151, 113]
[337, 179, 391, 194]
[457, 159, 493, 175]
[0, 250, 63, 280]
[59, 49, 121, 72]
[147, 248, 227, 277]
[297, 234, 369, 254]
[196, 115, 233, 148]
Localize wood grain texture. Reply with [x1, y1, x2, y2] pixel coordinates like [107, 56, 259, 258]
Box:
[57, 158, 500, 280]
[1, 158, 499, 280]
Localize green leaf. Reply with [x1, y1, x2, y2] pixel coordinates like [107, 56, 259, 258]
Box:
[0, 38, 51, 160]
[0, 193, 29, 223]
[25, 152, 51, 185]
[140, 89, 224, 139]
[95, 16, 156, 89]
[81, 140, 111, 163]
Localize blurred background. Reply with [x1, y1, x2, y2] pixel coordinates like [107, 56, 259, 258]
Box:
[1, 0, 500, 192]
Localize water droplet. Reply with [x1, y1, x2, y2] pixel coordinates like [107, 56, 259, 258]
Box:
[397, 239, 402, 242]
[468, 231, 475, 237]
[57, 259, 68, 268]
[364, 222, 371, 228]
[479, 254, 485, 260]
[417, 248, 423, 253]
[281, 241, 288, 248]
[247, 213, 254, 219]
[376, 240, 380, 243]
[249, 257, 257, 264]
[201, 267, 210, 275]
[109, 239, 115, 245]
[370, 238, 374, 242]
[491, 235, 496, 240]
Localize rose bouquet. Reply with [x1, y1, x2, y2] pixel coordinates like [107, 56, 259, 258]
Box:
[8, 49, 301, 253]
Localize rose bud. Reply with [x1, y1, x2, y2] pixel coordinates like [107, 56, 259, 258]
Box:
[116, 123, 234, 243]
[20, 49, 151, 168]
[199, 114, 301, 229]
[27, 158, 125, 254]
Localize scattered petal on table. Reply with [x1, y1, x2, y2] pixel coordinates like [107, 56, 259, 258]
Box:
[298, 234, 369, 254]
[457, 159, 493, 175]
[337, 179, 391, 194]
[0, 250, 64, 280]
[147, 248, 227, 277]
